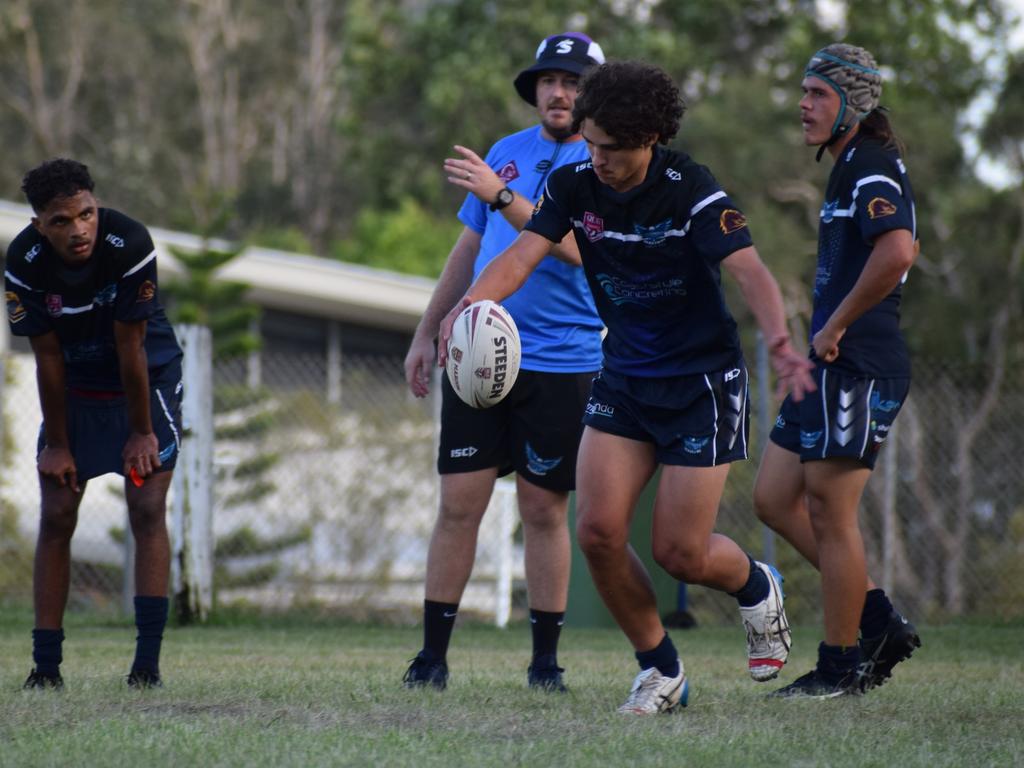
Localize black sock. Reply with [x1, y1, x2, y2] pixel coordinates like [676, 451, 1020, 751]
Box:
[860, 589, 894, 638]
[132, 596, 169, 673]
[817, 641, 861, 684]
[730, 555, 769, 607]
[635, 633, 680, 678]
[32, 628, 64, 677]
[422, 599, 459, 661]
[529, 609, 565, 663]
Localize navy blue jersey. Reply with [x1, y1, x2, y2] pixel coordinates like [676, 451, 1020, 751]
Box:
[525, 145, 753, 377]
[5, 208, 182, 390]
[813, 134, 916, 376]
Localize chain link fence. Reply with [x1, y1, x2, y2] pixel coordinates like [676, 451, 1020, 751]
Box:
[2, 343, 1022, 625]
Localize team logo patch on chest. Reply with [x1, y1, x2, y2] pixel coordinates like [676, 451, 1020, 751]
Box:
[719, 209, 748, 234]
[867, 197, 897, 219]
[94, 284, 117, 306]
[821, 200, 839, 224]
[633, 218, 673, 247]
[497, 161, 520, 183]
[46, 294, 63, 317]
[583, 211, 604, 242]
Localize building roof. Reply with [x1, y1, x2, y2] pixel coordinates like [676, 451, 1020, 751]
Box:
[0, 199, 435, 333]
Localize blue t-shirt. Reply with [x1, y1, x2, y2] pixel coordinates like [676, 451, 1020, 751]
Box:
[458, 125, 603, 372]
[525, 146, 753, 377]
[5, 208, 183, 389]
[812, 134, 916, 377]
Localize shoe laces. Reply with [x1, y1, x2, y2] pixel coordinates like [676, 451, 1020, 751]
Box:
[621, 668, 666, 711]
[744, 610, 784, 655]
[403, 655, 444, 682]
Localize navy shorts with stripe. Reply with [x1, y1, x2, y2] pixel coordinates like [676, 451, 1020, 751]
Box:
[437, 368, 595, 492]
[583, 365, 750, 467]
[37, 372, 184, 482]
[770, 365, 909, 470]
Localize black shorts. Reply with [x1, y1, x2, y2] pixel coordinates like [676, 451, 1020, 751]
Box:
[583, 365, 750, 467]
[437, 369, 595, 491]
[37, 375, 184, 482]
[770, 365, 909, 470]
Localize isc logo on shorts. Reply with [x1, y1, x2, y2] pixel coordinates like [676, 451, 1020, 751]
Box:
[450, 446, 478, 458]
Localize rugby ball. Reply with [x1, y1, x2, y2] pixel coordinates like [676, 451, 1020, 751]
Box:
[445, 300, 521, 408]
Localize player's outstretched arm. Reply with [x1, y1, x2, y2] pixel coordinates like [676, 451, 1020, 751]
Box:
[812, 229, 917, 363]
[723, 246, 816, 402]
[437, 230, 552, 367]
[405, 227, 482, 398]
[29, 331, 80, 492]
[114, 318, 159, 479]
[444, 145, 581, 266]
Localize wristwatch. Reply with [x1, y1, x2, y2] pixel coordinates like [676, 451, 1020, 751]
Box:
[489, 187, 514, 212]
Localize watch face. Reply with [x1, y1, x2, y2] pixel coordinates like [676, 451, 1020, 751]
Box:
[498, 188, 514, 205]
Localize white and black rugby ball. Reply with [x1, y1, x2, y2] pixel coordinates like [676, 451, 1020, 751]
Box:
[446, 300, 521, 409]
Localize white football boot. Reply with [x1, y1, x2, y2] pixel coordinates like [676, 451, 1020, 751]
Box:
[739, 562, 792, 681]
[616, 663, 688, 715]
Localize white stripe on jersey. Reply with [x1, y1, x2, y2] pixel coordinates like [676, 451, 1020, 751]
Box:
[819, 206, 856, 219]
[4, 270, 34, 291]
[122, 249, 157, 278]
[58, 304, 96, 315]
[690, 191, 727, 217]
[851, 174, 902, 199]
[573, 223, 690, 243]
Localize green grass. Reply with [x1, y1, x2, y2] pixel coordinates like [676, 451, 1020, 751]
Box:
[1, 613, 1022, 767]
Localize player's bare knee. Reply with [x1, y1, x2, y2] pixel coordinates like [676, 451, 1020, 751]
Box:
[652, 543, 704, 582]
[805, 497, 841, 541]
[752, 487, 781, 527]
[436, 498, 486, 531]
[576, 515, 626, 559]
[518, 502, 566, 534]
[38, 507, 77, 541]
[128, 500, 167, 539]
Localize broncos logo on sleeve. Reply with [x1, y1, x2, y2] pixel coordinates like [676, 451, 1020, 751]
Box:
[719, 209, 748, 234]
[866, 197, 897, 219]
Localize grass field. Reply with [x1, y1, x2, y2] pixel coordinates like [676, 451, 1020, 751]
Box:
[1, 610, 1021, 768]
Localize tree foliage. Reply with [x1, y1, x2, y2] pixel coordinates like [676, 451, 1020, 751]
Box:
[0, 0, 1020, 362]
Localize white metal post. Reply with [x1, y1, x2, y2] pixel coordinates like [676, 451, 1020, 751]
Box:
[327, 320, 341, 405]
[170, 324, 215, 621]
[246, 316, 261, 391]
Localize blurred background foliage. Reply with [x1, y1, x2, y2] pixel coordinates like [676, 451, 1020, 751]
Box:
[0, 0, 1021, 367]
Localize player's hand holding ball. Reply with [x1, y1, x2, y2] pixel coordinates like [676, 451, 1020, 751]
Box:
[439, 298, 521, 408]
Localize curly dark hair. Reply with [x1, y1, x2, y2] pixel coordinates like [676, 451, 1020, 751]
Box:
[572, 61, 685, 148]
[21, 158, 95, 212]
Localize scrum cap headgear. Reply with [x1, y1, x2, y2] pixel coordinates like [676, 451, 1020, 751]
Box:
[805, 43, 882, 158]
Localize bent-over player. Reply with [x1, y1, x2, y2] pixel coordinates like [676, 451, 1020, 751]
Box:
[6, 159, 182, 690]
